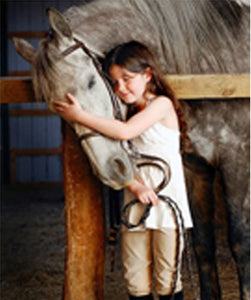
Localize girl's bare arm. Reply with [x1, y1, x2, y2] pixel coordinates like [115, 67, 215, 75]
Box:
[53, 93, 172, 140]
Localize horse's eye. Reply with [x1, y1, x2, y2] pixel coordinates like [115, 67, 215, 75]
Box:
[88, 76, 96, 89]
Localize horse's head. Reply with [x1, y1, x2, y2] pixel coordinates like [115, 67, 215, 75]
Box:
[12, 8, 135, 189]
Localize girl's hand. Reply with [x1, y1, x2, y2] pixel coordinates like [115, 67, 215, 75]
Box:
[54, 93, 83, 123]
[127, 180, 158, 206]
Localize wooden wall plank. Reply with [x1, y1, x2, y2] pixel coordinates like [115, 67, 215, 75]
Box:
[166, 73, 250, 99]
[8, 71, 31, 77]
[12, 147, 62, 156]
[8, 31, 48, 39]
[0, 77, 36, 103]
[9, 109, 54, 116]
[1, 74, 250, 104]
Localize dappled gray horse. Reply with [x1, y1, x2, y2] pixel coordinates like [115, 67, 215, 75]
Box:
[13, 0, 250, 299]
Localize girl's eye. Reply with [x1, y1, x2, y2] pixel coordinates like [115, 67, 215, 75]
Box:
[123, 76, 131, 82]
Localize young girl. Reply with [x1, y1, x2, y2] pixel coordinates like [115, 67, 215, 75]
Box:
[54, 41, 193, 300]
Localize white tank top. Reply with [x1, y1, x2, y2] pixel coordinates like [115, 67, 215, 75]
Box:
[123, 122, 193, 230]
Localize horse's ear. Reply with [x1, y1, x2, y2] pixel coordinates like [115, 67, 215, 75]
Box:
[12, 37, 36, 64]
[47, 8, 72, 39]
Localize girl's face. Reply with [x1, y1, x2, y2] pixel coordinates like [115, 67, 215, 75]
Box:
[109, 64, 152, 105]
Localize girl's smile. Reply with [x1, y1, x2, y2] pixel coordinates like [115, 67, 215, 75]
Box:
[109, 64, 152, 106]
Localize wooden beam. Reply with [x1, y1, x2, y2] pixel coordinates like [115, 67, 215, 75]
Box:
[0, 74, 250, 104]
[0, 77, 36, 103]
[11, 147, 62, 156]
[8, 70, 31, 77]
[165, 73, 250, 99]
[8, 31, 48, 39]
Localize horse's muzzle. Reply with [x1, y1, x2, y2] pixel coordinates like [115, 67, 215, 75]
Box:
[105, 154, 135, 190]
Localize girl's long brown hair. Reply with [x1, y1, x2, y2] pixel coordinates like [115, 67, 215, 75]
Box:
[103, 41, 191, 153]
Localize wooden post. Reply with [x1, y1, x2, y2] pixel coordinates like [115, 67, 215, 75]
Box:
[62, 124, 105, 300]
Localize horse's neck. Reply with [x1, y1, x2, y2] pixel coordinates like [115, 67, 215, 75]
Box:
[64, 1, 133, 53]
[64, 0, 249, 74]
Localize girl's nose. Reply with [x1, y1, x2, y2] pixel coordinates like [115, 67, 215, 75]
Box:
[117, 80, 126, 93]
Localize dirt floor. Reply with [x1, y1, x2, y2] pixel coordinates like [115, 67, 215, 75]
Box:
[1, 185, 239, 300]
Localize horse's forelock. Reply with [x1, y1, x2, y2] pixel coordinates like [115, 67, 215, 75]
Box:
[32, 39, 70, 103]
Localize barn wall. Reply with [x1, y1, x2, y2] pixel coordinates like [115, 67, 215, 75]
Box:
[5, 0, 90, 183]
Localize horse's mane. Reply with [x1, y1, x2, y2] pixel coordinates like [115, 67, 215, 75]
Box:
[64, 0, 249, 74]
[127, 0, 246, 73]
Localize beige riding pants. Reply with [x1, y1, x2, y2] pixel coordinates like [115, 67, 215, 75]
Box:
[121, 228, 184, 296]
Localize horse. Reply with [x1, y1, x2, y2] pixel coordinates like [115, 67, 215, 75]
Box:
[12, 0, 250, 299]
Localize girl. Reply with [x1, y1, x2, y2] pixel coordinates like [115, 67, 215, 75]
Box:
[54, 41, 193, 300]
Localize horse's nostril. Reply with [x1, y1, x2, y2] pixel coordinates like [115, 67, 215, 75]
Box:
[114, 158, 126, 174]
[107, 155, 134, 188]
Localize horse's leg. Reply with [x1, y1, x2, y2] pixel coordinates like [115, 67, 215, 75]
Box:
[62, 123, 105, 300]
[184, 154, 220, 300]
[221, 152, 250, 300]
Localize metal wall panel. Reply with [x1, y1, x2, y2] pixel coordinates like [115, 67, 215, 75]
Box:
[6, 0, 86, 183]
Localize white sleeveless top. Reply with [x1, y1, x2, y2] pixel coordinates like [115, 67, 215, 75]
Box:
[123, 122, 193, 231]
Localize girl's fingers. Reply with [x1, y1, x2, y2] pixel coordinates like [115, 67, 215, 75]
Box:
[139, 196, 148, 204]
[139, 193, 158, 206]
[141, 197, 148, 204]
[152, 197, 158, 206]
[150, 193, 158, 206]
[53, 101, 68, 111]
[66, 93, 76, 104]
[54, 102, 64, 107]
[54, 104, 63, 110]
[136, 187, 159, 205]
